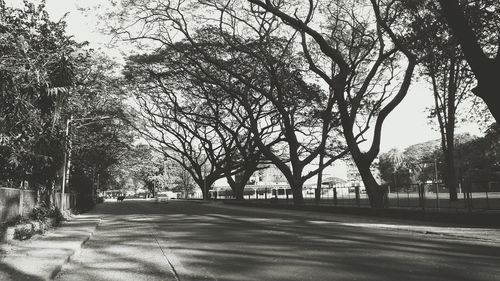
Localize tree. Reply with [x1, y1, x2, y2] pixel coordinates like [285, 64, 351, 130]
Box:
[124, 51, 230, 199]
[108, 2, 348, 204]
[455, 123, 500, 189]
[124, 44, 268, 200]
[248, 0, 417, 207]
[437, 0, 500, 123]
[66, 52, 134, 207]
[378, 148, 412, 189]
[171, 164, 197, 198]
[0, 0, 84, 204]
[176, 25, 347, 204]
[110, 145, 165, 196]
[400, 1, 477, 200]
[379, 134, 481, 190]
[426, 48, 472, 201]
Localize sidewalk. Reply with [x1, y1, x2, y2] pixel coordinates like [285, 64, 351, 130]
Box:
[0, 212, 101, 281]
[217, 200, 500, 243]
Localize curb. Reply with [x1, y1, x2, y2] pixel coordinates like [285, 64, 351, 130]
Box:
[47, 217, 101, 280]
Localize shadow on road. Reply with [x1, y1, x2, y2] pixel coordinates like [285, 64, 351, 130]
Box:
[56, 200, 500, 281]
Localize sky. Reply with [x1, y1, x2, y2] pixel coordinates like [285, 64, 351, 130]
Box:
[7, 0, 484, 153]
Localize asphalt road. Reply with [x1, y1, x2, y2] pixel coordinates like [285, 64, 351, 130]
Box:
[54, 199, 500, 281]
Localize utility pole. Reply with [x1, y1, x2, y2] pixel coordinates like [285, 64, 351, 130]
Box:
[434, 156, 438, 184]
[163, 161, 167, 191]
[61, 117, 72, 211]
[203, 166, 208, 200]
[60, 115, 112, 211]
[435, 156, 440, 209]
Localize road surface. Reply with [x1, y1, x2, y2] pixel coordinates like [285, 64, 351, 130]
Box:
[55, 200, 500, 281]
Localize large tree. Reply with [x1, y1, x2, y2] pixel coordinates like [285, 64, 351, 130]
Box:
[437, 0, 500, 123]
[455, 123, 500, 188]
[108, 2, 348, 204]
[0, 0, 83, 204]
[248, 0, 417, 207]
[400, 1, 477, 200]
[49, 51, 134, 208]
[124, 45, 268, 200]
[125, 53, 231, 199]
[177, 27, 347, 204]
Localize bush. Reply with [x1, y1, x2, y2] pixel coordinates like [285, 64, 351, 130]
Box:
[14, 224, 34, 240]
[48, 207, 64, 224]
[29, 204, 64, 224]
[29, 206, 51, 221]
[4, 205, 65, 241]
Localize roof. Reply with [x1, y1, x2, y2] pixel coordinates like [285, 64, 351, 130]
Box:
[321, 176, 347, 185]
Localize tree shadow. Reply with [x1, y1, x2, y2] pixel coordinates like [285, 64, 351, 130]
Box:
[0, 262, 45, 281]
[53, 200, 500, 281]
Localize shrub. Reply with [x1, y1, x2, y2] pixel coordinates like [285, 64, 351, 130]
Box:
[6, 204, 66, 241]
[29, 206, 51, 221]
[14, 224, 33, 240]
[48, 208, 64, 224]
[29, 204, 64, 224]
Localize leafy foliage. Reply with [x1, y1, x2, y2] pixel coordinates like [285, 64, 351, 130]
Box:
[0, 1, 134, 210]
[0, 0, 83, 192]
[379, 127, 500, 188]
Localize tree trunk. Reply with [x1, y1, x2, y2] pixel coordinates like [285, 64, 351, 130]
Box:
[227, 177, 245, 200]
[357, 163, 384, 208]
[444, 56, 458, 201]
[438, 0, 499, 123]
[234, 187, 244, 200]
[226, 164, 258, 200]
[290, 179, 304, 205]
[444, 152, 458, 201]
[444, 114, 458, 201]
[479, 85, 500, 124]
[198, 178, 211, 200]
[315, 151, 325, 202]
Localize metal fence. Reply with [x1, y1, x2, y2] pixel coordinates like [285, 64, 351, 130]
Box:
[210, 182, 500, 211]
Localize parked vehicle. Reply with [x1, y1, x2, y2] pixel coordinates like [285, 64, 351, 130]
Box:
[155, 192, 169, 203]
[155, 191, 178, 203]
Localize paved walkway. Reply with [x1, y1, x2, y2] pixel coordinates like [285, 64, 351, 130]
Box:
[53, 203, 178, 281]
[0, 212, 101, 281]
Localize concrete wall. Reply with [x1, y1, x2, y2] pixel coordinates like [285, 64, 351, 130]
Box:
[0, 188, 37, 222]
[0, 188, 21, 222]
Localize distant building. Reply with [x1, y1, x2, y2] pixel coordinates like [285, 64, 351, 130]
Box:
[252, 165, 288, 185]
[211, 156, 380, 197]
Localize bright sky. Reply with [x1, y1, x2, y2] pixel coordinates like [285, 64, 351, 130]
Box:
[8, 0, 485, 153]
[381, 80, 483, 152]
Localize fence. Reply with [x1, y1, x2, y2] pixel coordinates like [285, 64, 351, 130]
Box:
[210, 182, 500, 211]
[0, 187, 75, 223]
[380, 183, 500, 211]
[0, 187, 37, 222]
